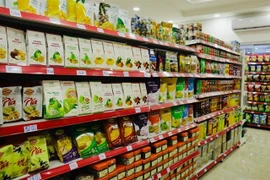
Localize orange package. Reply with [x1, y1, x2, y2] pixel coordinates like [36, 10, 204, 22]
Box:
[104, 118, 122, 149]
[118, 116, 138, 145]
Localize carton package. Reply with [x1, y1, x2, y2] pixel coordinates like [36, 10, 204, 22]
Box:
[140, 48, 150, 72]
[122, 82, 134, 108]
[208, 152, 213, 161]
[103, 41, 116, 70]
[222, 142, 227, 153]
[222, 133, 227, 143]
[60, 81, 78, 117]
[112, 83, 124, 110]
[0, 26, 7, 64]
[207, 141, 214, 153]
[91, 39, 105, 69]
[139, 83, 148, 105]
[132, 47, 143, 71]
[123, 45, 135, 71]
[89, 82, 104, 113]
[213, 145, 221, 159]
[63, 36, 80, 67]
[27, 30, 47, 66]
[46, 33, 64, 66]
[102, 83, 114, 111]
[78, 38, 93, 69]
[131, 83, 142, 106]
[23, 86, 43, 121]
[201, 144, 207, 156]
[7, 27, 27, 65]
[5, 0, 18, 9]
[18, 0, 39, 14]
[75, 82, 92, 115]
[113, 43, 125, 70]
[214, 137, 222, 149]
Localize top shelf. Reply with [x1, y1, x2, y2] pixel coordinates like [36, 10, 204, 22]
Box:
[0, 7, 195, 53]
[186, 39, 241, 56]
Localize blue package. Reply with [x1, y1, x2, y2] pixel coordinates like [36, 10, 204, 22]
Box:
[188, 78, 195, 98]
[259, 114, 266, 125]
[182, 105, 189, 126]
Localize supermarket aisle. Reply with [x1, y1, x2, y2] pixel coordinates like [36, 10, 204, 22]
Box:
[200, 128, 270, 180]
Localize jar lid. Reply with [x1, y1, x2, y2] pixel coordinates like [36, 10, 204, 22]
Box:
[134, 171, 143, 178]
[151, 141, 163, 148]
[179, 132, 188, 137]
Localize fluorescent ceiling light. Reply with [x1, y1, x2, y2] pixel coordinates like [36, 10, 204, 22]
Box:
[187, 0, 214, 4]
[168, 20, 173, 23]
[214, 14, 220, 18]
[133, 7, 140, 11]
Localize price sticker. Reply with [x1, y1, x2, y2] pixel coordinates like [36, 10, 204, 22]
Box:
[216, 134, 219, 138]
[143, 37, 149, 42]
[166, 167, 170, 173]
[77, 70, 86, 76]
[50, 18, 60, 24]
[257, 124, 261, 127]
[214, 161, 217, 164]
[158, 135, 164, 140]
[153, 40, 159, 44]
[10, 9, 22, 17]
[47, 68, 54, 75]
[177, 128, 182, 133]
[168, 132, 173, 136]
[192, 124, 195, 128]
[159, 41, 164, 45]
[157, 173, 162, 178]
[135, 107, 141, 113]
[103, 70, 110, 76]
[24, 124, 38, 133]
[123, 72, 129, 77]
[173, 102, 178, 106]
[129, 33, 136, 39]
[126, 145, 133, 151]
[224, 154, 227, 157]
[144, 73, 151, 77]
[152, 72, 158, 77]
[174, 44, 180, 48]
[118, 32, 126, 37]
[77, 24, 86, 29]
[204, 169, 207, 172]
[6, 66, 22, 73]
[150, 138, 155, 143]
[185, 126, 189, 130]
[28, 173, 41, 180]
[69, 161, 78, 170]
[210, 137, 213, 141]
[164, 42, 169, 46]
[97, 28, 104, 33]
[98, 153, 106, 160]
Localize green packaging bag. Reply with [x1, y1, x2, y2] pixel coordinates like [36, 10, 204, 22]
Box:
[91, 122, 109, 153]
[171, 106, 183, 129]
[176, 78, 185, 100]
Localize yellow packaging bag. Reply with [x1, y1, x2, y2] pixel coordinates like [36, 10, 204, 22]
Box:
[17, 0, 39, 14]
[42, 132, 57, 160]
[76, 0, 94, 25]
[46, 0, 67, 20]
[12, 141, 30, 178]
[159, 78, 167, 103]
[28, 136, 50, 172]
[0, 145, 14, 180]
[159, 108, 171, 133]
[166, 78, 177, 101]
[67, 0, 76, 22]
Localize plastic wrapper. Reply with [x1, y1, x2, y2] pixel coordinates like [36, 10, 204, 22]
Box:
[104, 118, 122, 149]
[119, 116, 138, 145]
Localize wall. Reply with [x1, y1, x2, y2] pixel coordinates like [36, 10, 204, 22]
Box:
[199, 17, 270, 44]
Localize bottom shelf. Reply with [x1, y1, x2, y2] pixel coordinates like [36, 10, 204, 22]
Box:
[246, 123, 270, 129]
[192, 142, 240, 179]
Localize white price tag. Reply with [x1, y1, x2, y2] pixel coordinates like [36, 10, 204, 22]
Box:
[77, 24, 86, 29]
[97, 28, 104, 33]
[166, 167, 170, 173]
[135, 107, 141, 113]
[158, 135, 164, 140]
[210, 137, 213, 141]
[28, 173, 41, 180]
[152, 72, 158, 77]
[164, 42, 169, 46]
[185, 126, 189, 130]
[77, 70, 86, 76]
[204, 169, 207, 172]
[143, 37, 149, 42]
[24, 124, 37, 133]
[174, 44, 180, 48]
[214, 161, 217, 164]
[10, 9, 22, 17]
[157, 174, 162, 178]
[6, 66, 22, 73]
[216, 134, 219, 138]
[175, 73, 180, 77]
[168, 132, 173, 136]
[192, 124, 195, 128]
[153, 40, 159, 44]
[129, 33, 136, 39]
[144, 73, 151, 77]
[150, 138, 155, 142]
[126, 145, 133, 151]
[47, 68, 54, 75]
[159, 41, 164, 45]
[103, 70, 110, 76]
[98, 153, 106, 160]
[173, 101, 178, 106]
[257, 124, 261, 127]
[69, 161, 78, 170]
[224, 154, 227, 157]
[118, 32, 126, 37]
[123, 72, 129, 77]
[50, 18, 60, 24]
[177, 128, 182, 133]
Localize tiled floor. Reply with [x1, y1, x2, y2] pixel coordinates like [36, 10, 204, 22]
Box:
[200, 128, 270, 180]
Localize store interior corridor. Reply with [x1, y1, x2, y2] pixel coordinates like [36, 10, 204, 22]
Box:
[200, 128, 270, 180]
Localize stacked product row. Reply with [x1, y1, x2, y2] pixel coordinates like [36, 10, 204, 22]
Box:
[246, 54, 270, 62]
[197, 126, 241, 169]
[245, 113, 270, 125]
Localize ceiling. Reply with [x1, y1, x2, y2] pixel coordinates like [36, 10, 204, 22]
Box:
[102, 0, 270, 23]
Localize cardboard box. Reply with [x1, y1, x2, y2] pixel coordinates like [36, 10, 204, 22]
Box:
[201, 144, 207, 156]
[198, 122, 207, 141]
[207, 141, 214, 153]
[222, 133, 227, 143]
[227, 139, 233, 149]
[213, 145, 221, 159]
[214, 137, 222, 149]
[222, 142, 227, 153]
[208, 152, 213, 161]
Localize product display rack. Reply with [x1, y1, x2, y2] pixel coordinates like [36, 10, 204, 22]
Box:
[0, 6, 243, 180]
[245, 123, 270, 129]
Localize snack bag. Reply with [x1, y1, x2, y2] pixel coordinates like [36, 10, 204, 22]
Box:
[46, 33, 64, 66]
[0, 145, 13, 180]
[140, 83, 148, 105]
[159, 78, 167, 103]
[188, 104, 194, 124]
[148, 111, 160, 136]
[89, 82, 104, 113]
[133, 113, 149, 139]
[188, 78, 195, 99]
[63, 36, 80, 67]
[176, 78, 185, 100]
[51, 129, 79, 163]
[122, 83, 134, 108]
[67, 0, 77, 22]
[102, 83, 114, 111]
[112, 83, 124, 109]
[42, 80, 65, 119]
[119, 116, 138, 145]
[18, 0, 39, 14]
[42, 132, 57, 160]
[7, 27, 27, 65]
[73, 126, 98, 158]
[169, 52, 178, 72]
[171, 106, 182, 129]
[116, 9, 131, 33]
[76, 0, 94, 25]
[132, 83, 142, 106]
[28, 135, 50, 172]
[12, 141, 30, 178]
[60, 81, 78, 117]
[0, 88, 2, 125]
[98, 2, 119, 30]
[45, 0, 67, 20]
[166, 78, 177, 101]
[23, 86, 43, 121]
[2, 86, 22, 122]
[0, 26, 8, 64]
[104, 118, 122, 149]
[91, 122, 109, 153]
[146, 79, 160, 105]
[182, 105, 188, 126]
[160, 108, 171, 133]
[78, 38, 93, 68]
[75, 82, 92, 115]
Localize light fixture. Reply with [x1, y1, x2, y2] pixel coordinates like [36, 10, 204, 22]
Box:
[133, 7, 140, 11]
[214, 14, 220, 18]
[168, 20, 173, 23]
